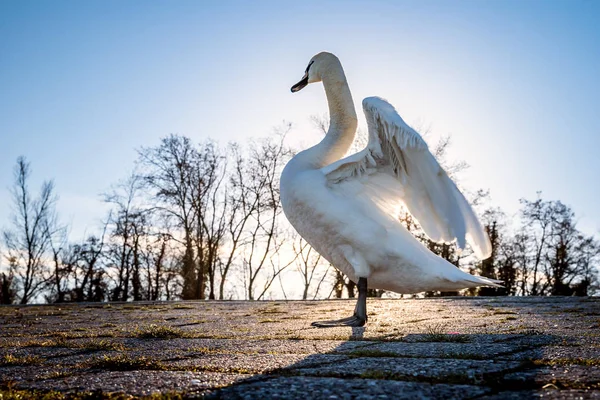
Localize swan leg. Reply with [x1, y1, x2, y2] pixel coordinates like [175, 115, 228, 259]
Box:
[312, 278, 368, 328]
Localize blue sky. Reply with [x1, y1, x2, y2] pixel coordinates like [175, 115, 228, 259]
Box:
[1, 0, 599, 238]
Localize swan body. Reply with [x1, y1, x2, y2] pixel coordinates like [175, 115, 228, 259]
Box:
[282, 52, 500, 325]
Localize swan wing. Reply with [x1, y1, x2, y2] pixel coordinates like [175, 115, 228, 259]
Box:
[321, 96, 492, 259]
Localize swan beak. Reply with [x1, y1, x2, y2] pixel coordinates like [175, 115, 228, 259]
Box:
[291, 73, 309, 93]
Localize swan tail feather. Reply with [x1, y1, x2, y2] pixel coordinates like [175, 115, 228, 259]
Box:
[441, 263, 504, 289]
[462, 275, 504, 288]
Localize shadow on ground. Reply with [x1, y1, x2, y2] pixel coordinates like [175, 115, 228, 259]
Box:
[203, 331, 557, 399]
[0, 297, 599, 399]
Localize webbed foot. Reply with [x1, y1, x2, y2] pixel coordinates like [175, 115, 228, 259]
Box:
[311, 277, 368, 329]
[311, 314, 366, 327]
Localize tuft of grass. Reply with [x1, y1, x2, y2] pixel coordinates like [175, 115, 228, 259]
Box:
[172, 304, 195, 310]
[188, 346, 222, 355]
[405, 318, 430, 324]
[585, 311, 600, 316]
[133, 324, 189, 339]
[18, 338, 66, 348]
[521, 328, 544, 336]
[84, 355, 257, 376]
[533, 358, 600, 367]
[45, 331, 92, 340]
[37, 310, 69, 317]
[79, 339, 126, 352]
[96, 332, 118, 338]
[187, 346, 259, 356]
[257, 307, 287, 314]
[87, 354, 166, 371]
[1, 354, 43, 366]
[18, 337, 125, 352]
[38, 370, 75, 380]
[122, 305, 143, 310]
[561, 307, 584, 314]
[186, 365, 255, 374]
[0, 387, 187, 399]
[419, 324, 470, 343]
[492, 310, 517, 315]
[346, 349, 398, 358]
[186, 319, 208, 324]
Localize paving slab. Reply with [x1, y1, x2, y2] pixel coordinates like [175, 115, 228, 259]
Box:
[0, 297, 599, 399]
[204, 376, 492, 400]
[27, 371, 250, 396]
[295, 356, 523, 383]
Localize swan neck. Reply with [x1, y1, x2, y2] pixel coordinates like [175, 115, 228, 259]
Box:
[317, 73, 357, 166]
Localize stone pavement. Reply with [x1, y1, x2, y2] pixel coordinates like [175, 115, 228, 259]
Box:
[1, 297, 599, 399]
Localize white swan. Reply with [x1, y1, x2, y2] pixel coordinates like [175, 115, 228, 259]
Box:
[281, 52, 501, 327]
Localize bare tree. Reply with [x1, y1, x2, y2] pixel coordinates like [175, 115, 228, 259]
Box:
[103, 174, 145, 301]
[141, 232, 166, 300]
[572, 235, 600, 295]
[138, 136, 228, 300]
[474, 207, 516, 296]
[329, 270, 355, 299]
[217, 144, 258, 299]
[238, 129, 294, 300]
[512, 231, 531, 295]
[46, 226, 71, 303]
[138, 135, 199, 298]
[519, 195, 555, 295]
[2, 157, 59, 304]
[516, 195, 600, 296]
[6, 123, 598, 303]
[0, 243, 17, 303]
[292, 235, 331, 300]
[496, 242, 518, 296]
[545, 202, 579, 295]
[137, 215, 182, 301]
[68, 233, 107, 302]
[191, 142, 229, 299]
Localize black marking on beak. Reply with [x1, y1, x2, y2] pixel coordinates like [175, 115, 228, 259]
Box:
[291, 60, 314, 93]
[305, 60, 314, 74]
[291, 75, 308, 93]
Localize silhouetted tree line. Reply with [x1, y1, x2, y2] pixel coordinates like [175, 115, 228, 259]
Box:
[1, 127, 598, 304]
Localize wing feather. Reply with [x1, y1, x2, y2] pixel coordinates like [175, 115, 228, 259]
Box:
[321, 96, 492, 259]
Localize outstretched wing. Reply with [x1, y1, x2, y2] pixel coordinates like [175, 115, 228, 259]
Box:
[321, 96, 491, 259]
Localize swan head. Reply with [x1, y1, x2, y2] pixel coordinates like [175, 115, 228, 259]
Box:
[291, 52, 343, 93]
